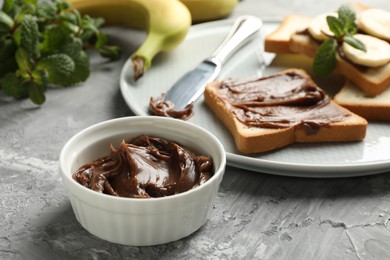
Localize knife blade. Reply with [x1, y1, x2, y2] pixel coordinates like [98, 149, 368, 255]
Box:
[162, 15, 263, 110]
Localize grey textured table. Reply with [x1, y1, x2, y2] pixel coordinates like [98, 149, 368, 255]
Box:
[1, 0, 390, 259]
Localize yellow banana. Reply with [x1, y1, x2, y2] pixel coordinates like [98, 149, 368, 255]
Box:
[66, 0, 238, 80]
[180, 0, 238, 23]
[66, 0, 192, 80]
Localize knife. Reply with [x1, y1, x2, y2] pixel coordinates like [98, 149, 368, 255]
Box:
[161, 15, 263, 110]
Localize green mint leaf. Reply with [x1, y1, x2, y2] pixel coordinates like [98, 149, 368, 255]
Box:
[313, 38, 337, 77]
[79, 16, 121, 59]
[28, 81, 46, 105]
[40, 25, 68, 54]
[36, 1, 57, 21]
[338, 4, 357, 34]
[15, 48, 33, 76]
[94, 32, 108, 49]
[82, 15, 105, 31]
[54, 0, 71, 12]
[79, 15, 105, 43]
[20, 14, 40, 58]
[91, 17, 105, 28]
[0, 10, 14, 34]
[60, 11, 80, 34]
[2, 0, 15, 14]
[0, 73, 28, 98]
[61, 9, 81, 26]
[80, 15, 100, 39]
[99, 45, 122, 60]
[314, 4, 363, 77]
[15, 3, 36, 23]
[326, 16, 344, 38]
[59, 50, 89, 86]
[344, 35, 366, 52]
[37, 53, 75, 85]
[59, 37, 83, 59]
[60, 20, 79, 34]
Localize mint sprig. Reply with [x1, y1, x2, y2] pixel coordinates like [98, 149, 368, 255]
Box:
[313, 4, 366, 77]
[0, 0, 121, 105]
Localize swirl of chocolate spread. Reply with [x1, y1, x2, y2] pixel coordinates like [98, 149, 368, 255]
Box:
[149, 94, 194, 120]
[217, 71, 350, 133]
[72, 135, 213, 198]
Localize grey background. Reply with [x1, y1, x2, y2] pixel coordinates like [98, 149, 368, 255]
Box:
[1, 0, 390, 259]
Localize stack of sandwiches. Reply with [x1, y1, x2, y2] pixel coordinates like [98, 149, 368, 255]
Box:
[203, 2, 389, 154]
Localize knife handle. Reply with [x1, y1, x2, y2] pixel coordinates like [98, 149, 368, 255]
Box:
[208, 15, 263, 66]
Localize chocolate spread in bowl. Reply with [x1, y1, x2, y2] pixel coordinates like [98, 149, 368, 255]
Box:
[72, 135, 213, 198]
[216, 71, 350, 133]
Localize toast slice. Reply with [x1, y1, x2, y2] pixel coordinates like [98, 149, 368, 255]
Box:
[264, 4, 390, 97]
[204, 69, 367, 154]
[264, 15, 312, 54]
[334, 81, 390, 121]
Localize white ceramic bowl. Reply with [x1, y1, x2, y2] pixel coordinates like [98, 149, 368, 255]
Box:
[59, 116, 226, 246]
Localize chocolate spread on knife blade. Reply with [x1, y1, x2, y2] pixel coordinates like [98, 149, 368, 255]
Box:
[149, 94, 194, 120]
[215, 71, 350, 133]
[72, 135, 213, 198]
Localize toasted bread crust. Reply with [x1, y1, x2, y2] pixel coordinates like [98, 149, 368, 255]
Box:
[334, 81, 390, 121]
[204, 69, 367, 154]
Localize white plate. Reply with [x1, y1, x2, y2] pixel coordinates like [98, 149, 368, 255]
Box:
[120, 19, 390, 178]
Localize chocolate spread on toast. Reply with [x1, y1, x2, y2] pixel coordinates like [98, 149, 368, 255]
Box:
[215, 71, 350, 132]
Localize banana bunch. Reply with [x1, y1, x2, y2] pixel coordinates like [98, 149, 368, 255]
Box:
[66, 0, 238, 80]
[308, 7, 390, 68]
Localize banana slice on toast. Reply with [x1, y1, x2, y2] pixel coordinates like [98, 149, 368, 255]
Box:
[357, 9, 390, 41]
[342, 34, 390, 67]
[307, 12, 338, 41]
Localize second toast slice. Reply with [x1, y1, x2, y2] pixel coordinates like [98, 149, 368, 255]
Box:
[334, 81, 390, 121]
